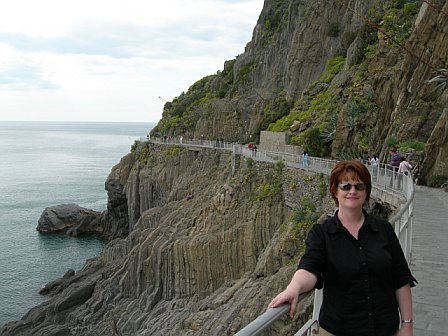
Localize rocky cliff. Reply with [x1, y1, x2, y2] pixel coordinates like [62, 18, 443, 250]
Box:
[2, 1, 437, 335]
[152, 0, 448, 185]
[0, 142, 393, 336]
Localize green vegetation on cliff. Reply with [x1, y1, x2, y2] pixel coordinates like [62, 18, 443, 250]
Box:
[151, 0, 446, 183]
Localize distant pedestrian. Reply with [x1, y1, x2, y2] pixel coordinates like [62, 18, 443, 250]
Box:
[302, 151, 309, 167]
[388, 146, 401, 187]
[398, 157, 412, 188]
[362, 153, 369, 165]
[370, 154, 379, 181]
[248, 143, 253, 155]
[186, 192, 194, 201]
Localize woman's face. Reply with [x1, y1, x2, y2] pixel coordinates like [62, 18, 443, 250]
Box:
[336, 176, 367, 211]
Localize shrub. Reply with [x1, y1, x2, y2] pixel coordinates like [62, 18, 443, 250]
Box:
[256, 182, 282, 201]
[163, 145, 181, 158]
[275, 160, 285, 173]
[427, 175, 448, 188]
[301, 127, 325, 156]
[398, 140, 426, 152]
[387, 136, 398, 147]
[364, 44, 378, 61]
[268, 111, 308, 132]
[382, 0, 420, 45]
[319, 56, 345, 83]
[236, 61, 257, 84]
[289, 196, 320, 239]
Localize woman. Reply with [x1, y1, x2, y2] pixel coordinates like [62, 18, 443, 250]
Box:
[398, 157, 412, 188]
[268, 160, 416, 336]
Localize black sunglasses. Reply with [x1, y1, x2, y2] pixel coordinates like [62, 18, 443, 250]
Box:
[338, 183, 367, 191]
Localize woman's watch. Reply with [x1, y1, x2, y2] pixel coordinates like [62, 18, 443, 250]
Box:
[401, 319, 414, 323]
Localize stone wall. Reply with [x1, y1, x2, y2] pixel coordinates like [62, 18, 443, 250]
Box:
[259, 131, 302, 156]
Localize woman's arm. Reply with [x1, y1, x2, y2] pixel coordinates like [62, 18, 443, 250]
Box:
[268, 269, 317, 318]
[396, 284, 413, 336]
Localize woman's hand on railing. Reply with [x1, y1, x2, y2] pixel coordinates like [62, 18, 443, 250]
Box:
[268, 287, 299, 318]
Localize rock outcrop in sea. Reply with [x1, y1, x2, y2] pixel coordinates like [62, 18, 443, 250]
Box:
[37, 204, 102, 237]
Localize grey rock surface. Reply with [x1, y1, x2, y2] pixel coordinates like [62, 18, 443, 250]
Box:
[0, 143, 391, 336]
[37, 204, 102, 236]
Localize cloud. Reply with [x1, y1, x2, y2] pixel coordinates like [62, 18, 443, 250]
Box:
[0, 43, 59, 90]
[0, 0, 263, 122]
[0, 63, 58, 90]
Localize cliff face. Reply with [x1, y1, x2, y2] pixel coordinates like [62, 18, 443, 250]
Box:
[152, 0, 448, 184]
[1, 143, 392, 336]
[0, 145, 332, 335]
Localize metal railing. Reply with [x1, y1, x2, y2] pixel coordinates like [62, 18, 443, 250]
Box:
[145, 137, 415, 336]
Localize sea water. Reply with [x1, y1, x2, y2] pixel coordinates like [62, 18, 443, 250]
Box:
[0, 121, 154, 326]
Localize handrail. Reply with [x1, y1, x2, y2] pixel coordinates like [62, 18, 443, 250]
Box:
[234, 303, 290, 336]
[145, 137, 415, 335]
[234, 293, 320, 336]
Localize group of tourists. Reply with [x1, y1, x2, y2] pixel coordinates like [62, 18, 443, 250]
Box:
[352, 147, 413, 187]
[388, 146, 413, 187]
[299, 147, 413, 186]
[215, 138, 225, 147]
[247, 143, 258, 156]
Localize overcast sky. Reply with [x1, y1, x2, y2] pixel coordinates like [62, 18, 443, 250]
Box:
[0, 0, 263, 123]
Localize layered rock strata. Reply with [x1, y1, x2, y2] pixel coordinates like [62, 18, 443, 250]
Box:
[1, 143, 392, 335]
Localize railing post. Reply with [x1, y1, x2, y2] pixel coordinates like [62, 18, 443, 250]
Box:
[311, 290, 322, 335]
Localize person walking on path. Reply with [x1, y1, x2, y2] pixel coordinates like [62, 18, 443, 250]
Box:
[268, 160, 416, 336]
[302, 151, 309, 167]
[398, 157, 412, 188]
[388, 146, 401, 187]
[370, 154, 379, 182]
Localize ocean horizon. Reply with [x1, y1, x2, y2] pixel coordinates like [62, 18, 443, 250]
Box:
[0, 120, 154, 326]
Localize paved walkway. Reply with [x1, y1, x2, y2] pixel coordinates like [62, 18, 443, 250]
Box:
[412, 186, 448, 336]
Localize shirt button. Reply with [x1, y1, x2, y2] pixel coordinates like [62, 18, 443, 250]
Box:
[359, 246, 363, 250]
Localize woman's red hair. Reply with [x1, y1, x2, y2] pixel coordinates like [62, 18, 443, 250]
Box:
[329, 160, 372, 206]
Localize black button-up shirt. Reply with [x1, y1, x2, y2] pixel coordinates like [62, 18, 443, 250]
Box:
[298, 211, 416, 336]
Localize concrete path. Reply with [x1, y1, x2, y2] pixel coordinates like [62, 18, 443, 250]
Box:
[411, 186, 448, 336]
